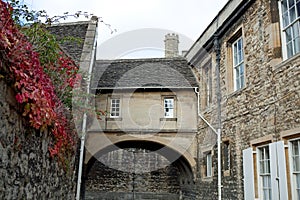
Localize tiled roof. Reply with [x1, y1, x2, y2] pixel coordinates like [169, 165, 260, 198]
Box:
[47, 21, 89, 63]
[91, 57, 198, 89]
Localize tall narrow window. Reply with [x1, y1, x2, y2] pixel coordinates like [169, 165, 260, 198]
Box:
[280, 0, 300, 58]
[203, 62, 212, 108]
[110, 98, 120, 117]
[164, 98, 174, 118]
[223, 141, 230, 171]
[291, 139, 300, 199]
[206, 152, 212, 177]
[232, 37, 245, 91]
[258, 146, 272, 200]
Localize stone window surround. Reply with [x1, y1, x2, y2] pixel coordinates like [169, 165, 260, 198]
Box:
[202, 60, 213, 111]
[201, 147, 214, 181]
[278, 0, 300, 59]
[222, 140, 231, 176]
[249, 135, 274, 198]
[280, 128, 300, 200]
[226, 27, 246, 94]
[161, 95, 177, 120]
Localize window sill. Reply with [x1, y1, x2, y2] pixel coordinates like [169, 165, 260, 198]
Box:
[160, 118, 177, 121]
[273, 52, 300, 71]
[106, 117, 122, 121]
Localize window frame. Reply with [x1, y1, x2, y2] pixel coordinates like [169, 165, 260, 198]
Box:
[223, 141, 231, 173]
[289, 138, 300, 200]
[232, 36, 245, 91]
[110, 98, 121, 118]
[278, 0, 300, 59]
[256, 145, 272, 200]
[206, 152, 212, 177]
[163, 97, 175, 118]
[202, 61, 212, 109]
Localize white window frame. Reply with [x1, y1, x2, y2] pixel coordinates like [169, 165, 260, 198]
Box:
[232, 36, 245, 91]
[278, 0, 300, 59]
[289, 138, 300, 200]
[206, 152, 212, 177]
[257, 145, 272, 200]
[164, 97, 174, 118]
[110, 98, 120, 118]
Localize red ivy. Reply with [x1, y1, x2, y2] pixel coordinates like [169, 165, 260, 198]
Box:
[0, 1, 79, 162]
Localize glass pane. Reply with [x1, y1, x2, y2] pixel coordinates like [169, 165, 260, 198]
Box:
[295, 37, 300, 53]
[293, 22, 300, 37]
[297, 1, 300, 17]
[290, 6, 297, 22]
[282, 1, 288, 12]
[287, 27, 293, 42]
[287, 42, 294, 57]
[260, 160, 265, 173]
[293, 141, 300, 155]
[265, 160, 270, 173]
[296, 174, 300, 187]
[289, 0, 295, 8]
[294, 156, 300, 171]
[283, 12, 290, 27]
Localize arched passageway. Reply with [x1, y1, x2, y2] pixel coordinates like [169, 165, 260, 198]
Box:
[83, 140, 195, 200]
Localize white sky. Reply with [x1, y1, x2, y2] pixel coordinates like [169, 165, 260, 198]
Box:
[24, 0, 228, 59]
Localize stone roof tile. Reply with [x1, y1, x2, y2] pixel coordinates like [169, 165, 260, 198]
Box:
[47, 21, 89, 63]
[91, 57, 198, 89]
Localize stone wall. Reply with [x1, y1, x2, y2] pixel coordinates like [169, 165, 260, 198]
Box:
[0, 79, 77, 199]
[84, 148, 181, 200]
[193, 0, 300, 199]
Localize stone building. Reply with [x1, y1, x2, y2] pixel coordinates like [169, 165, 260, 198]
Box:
[84, 37, 199, 199]
[186, 0, 300, 199]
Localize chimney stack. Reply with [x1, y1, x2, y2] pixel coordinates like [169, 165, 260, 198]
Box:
[164, 33, 179, 58]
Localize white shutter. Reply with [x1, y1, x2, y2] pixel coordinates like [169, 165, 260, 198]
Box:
[269, 141, 288, 200]
[243, 147, 255, 200]
[270, 142, 279, 200]
[276, 141, 288, 200]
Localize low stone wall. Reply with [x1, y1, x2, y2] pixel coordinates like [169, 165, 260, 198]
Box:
[0, 79, 77, 199]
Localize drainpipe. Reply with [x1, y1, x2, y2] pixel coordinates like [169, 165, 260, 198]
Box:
[76, 17, 98, 200]
[214, 33, 222, 200]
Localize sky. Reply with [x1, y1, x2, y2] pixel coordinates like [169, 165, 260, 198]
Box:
[23, 0, 228, 59]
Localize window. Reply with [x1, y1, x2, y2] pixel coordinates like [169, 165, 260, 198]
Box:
[203, 62, 212, 108]
[206, 152, 212, 177]
[110, 98, 120, 117]
[258, 146, 272, 200]
[280, 0, 300, 58]
[223, 141, 230, 171]
[164, 98, 174, 118]
[290, 139, 300, 199]
[232, 37, 245, 91]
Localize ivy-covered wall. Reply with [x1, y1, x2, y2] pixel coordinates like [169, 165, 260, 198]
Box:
[0, 79, 77, 199]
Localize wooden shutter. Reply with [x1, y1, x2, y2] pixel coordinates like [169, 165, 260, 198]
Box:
[243, 147, 255, 200]
[270, 141, 288, 200]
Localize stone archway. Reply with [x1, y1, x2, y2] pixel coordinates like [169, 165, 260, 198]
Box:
[83, 137, 196, 200]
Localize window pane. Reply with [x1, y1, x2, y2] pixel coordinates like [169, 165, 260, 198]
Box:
[283, 12, 290, 27]
[289, 0, 295, 8]
[297, 1, 300, 17]
[282, 1, 288, 13]
[290, 6, 297, 22]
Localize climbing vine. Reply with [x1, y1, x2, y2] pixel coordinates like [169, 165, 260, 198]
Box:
[0, 0, 81, 167]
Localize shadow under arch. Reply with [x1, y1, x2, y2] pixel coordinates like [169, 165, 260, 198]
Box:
[84, 139, 196, 182]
